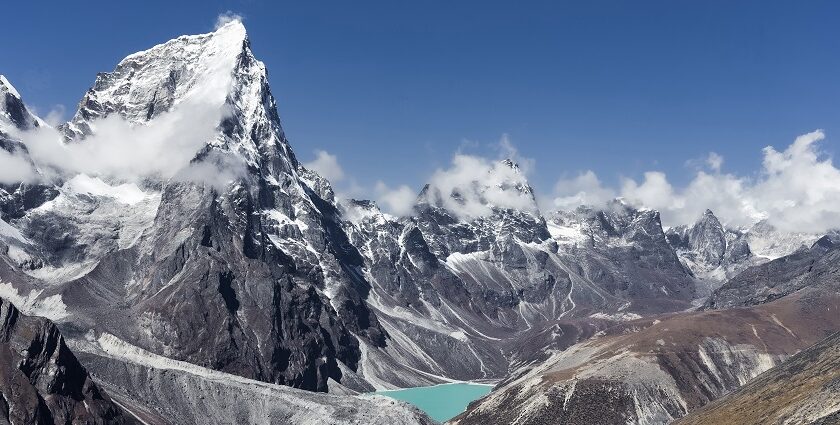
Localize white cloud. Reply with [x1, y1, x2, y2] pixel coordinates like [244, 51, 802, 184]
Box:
[706, 152, 723, 172]
[299, 149, 416, 216]
[374, 181, 416, 216]
[552, 170, 616, 210]
[2, 63, 240, 190]
[413, 134, 539, 219]
[303, 150, 345, 183]
[16, 97, 227, 185]
[0, 149, 37, 184]
[215, 11, 243, 30]
[496, 133, 535, 174]
[620, 171, 677, 213]
[172, 150, 249, 190]
[28, 104, 66, 127]
[310, 135, 537, 219]
[552, 130, 840, 233]
[422, 153, 538, 219]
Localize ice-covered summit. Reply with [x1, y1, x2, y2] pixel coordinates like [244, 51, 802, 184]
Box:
[59, 19, 296, 175]
[62, 20, 248, 135]
[416, 158, 540, 218]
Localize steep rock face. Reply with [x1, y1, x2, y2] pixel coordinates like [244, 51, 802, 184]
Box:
[2, 22, 384, 394]
[77, 22, 385, 392]
[549, 200, 697, 313]
[455, 290, 840, 425]
[341, 166, 570, 387]
[0, 297, 132, 425]
[0, 75, 41, 132]
[686, 209, 727, 265]
[676, 331, 840, 425]
[665, 209, 756, 286]
[0, 76, 59, 221]
[342, 176, 698, 388]
[704, 235, 840, 309]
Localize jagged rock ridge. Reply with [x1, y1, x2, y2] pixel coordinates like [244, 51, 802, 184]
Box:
[0, 296, 132, 424]
[1, 19, 839, 425]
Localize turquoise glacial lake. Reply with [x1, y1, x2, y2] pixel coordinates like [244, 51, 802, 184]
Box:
[376, 383, 493, 423]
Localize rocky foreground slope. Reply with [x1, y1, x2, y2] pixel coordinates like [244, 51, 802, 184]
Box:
[454, 288, 840, 425]
[0, 296, 132, 424]
[455, 233, 840, 424]
[676, 331, 840, 425]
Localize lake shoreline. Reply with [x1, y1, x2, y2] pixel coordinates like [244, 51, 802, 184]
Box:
[370, 382, 495, 422]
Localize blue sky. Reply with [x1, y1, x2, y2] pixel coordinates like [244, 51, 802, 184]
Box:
[2, 1, 839, 207]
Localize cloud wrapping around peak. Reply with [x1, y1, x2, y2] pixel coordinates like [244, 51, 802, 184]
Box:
[13, 95, 230, 186]
[215, 11, 244, 30]
[306, 136, 539, 219]
[497, 133, 535, 175]
[422, 153, 538, 219]
[3, 34, 244, 190]
[413, 135, 539, 219]
[303, 150, 345, 183]
[553, 130, 840, 233]
[0, 149, 37, 184]
[374, 181, 415, 216]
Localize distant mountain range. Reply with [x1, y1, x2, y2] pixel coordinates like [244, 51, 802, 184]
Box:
[1, 21, 838, 424]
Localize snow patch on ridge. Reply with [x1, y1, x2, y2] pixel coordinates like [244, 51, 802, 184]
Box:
[0, 75, 21, 98]
[0, 282, 68, 321]
[0, 218, 28, 244]
[64, 174, 150, 205]
[589, 312, 642, 321]
[546, 221, 588, 245]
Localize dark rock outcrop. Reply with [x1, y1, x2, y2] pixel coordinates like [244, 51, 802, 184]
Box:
[705, 235, 840, 309]
[0, 297, 132, 425]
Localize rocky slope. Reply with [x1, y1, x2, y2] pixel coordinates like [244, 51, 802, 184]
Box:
[705, 235, 840, 309]
[665, 209, 828, 294]
[455, 220, 840, 424]
[0, 296, 132, 424]
[0, 75, 58, 221]
[2, 21, 386, 394]
[454, 289, 840, 425]
[676, 331, 840, 425]
[341, 174, 704, 388]
[2, 18, 838, 425]
[666, 209, 755, 287]
[548, 200, 697, 313]
[68, 332, 432, 425]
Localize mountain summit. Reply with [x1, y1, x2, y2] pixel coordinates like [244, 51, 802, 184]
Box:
[416, 158, 540, 218]
[2, 19, 838, 425]
[63, 20, 247, 136]
[1, 75, 41, 133]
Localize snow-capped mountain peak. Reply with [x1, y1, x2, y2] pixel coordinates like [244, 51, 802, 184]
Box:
[57, 19, 300, 180]
[0, 74, 41, 132]
[62, 19, 250, 139]
[415, 157, 539, 218]
[688, 208, 727, 264]
[499, 158, 521, 173]
[0, 75, 21, 99]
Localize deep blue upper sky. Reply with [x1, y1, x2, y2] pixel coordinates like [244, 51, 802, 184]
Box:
[2, 1, 839, 197]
